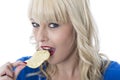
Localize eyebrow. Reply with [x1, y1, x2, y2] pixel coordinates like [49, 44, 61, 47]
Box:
[30, 18, 34, 21]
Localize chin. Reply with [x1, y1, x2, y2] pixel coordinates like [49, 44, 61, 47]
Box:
[47, 59, 59, 65]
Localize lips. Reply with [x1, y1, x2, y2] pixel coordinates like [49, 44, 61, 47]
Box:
[41, 46, 55, 56]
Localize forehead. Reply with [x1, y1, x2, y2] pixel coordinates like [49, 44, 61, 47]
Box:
[29, 0, 69, 24]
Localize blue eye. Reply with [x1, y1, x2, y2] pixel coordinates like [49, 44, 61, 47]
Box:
[49, 23, 59, 28]
[32, 22, 39, 28]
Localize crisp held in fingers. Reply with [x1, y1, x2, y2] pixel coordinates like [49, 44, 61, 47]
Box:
[26, 50, 50, 68]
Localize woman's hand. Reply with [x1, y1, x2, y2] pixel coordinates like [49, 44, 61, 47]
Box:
[0, 61, 26, 80]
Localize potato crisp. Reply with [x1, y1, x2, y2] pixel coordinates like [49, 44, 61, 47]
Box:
[26, 50, 50, 68]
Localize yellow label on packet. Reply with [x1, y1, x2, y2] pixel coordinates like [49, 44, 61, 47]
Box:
[26, 50, 50, 68]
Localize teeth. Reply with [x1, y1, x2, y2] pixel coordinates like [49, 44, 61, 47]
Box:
[43, 47, 51, 50]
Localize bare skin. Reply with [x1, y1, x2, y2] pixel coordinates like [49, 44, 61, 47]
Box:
[0, 18, 81, 80]
[50, 49, 80, 80]
[0, 61, 26, 80]
[31, 18, 81, 80]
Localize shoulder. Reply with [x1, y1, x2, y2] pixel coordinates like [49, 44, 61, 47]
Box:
[103, 61, 120, 80]
[16, 56, 31, 62]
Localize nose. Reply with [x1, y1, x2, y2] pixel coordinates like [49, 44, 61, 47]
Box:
[35, 27, 48, 43]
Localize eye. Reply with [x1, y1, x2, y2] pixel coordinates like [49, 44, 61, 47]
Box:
[49, 23, 59, 28]
[32, 22, 40, 28]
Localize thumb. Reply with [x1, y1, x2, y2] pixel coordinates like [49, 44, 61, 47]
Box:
[12, 61, 26, 67]
[12, 61, 27, 78]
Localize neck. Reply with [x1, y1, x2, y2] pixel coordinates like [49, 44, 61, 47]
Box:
[55, 52, 80, 78]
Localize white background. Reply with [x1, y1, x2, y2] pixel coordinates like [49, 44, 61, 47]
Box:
[0, 0, 120, 66]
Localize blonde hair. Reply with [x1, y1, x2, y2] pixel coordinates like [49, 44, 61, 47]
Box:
[28, 0, 109, 80]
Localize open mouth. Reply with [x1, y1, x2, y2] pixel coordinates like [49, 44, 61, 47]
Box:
[41, 46, 55, 56]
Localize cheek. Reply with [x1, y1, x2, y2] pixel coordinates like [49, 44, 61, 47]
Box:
[33, 30, 37, 40]
[50, 29, 74, 49]
[50, 32, 69, 45]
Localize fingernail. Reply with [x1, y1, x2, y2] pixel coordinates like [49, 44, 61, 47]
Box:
[23, 62, 27, 64]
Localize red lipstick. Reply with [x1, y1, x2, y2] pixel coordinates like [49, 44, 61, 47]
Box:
[41, 46, 55, 56]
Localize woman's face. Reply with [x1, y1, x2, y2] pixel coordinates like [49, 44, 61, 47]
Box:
[31, 19, 76, 64]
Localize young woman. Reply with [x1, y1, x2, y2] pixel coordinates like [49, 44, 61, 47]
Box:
[0, 0, 120, 80]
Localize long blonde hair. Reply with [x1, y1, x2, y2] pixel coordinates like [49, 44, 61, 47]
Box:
[28, 0, 109, 80]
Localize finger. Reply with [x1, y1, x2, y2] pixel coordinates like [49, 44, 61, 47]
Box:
[14, 65, 26, 79]
[0, 75, 13, 80]
[12, 61, 27, 78]
[5, 62, 13, 71]
[4, 67, 14, 78]
[12, 61, 26, 67]
[0, 62, 14, 78]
